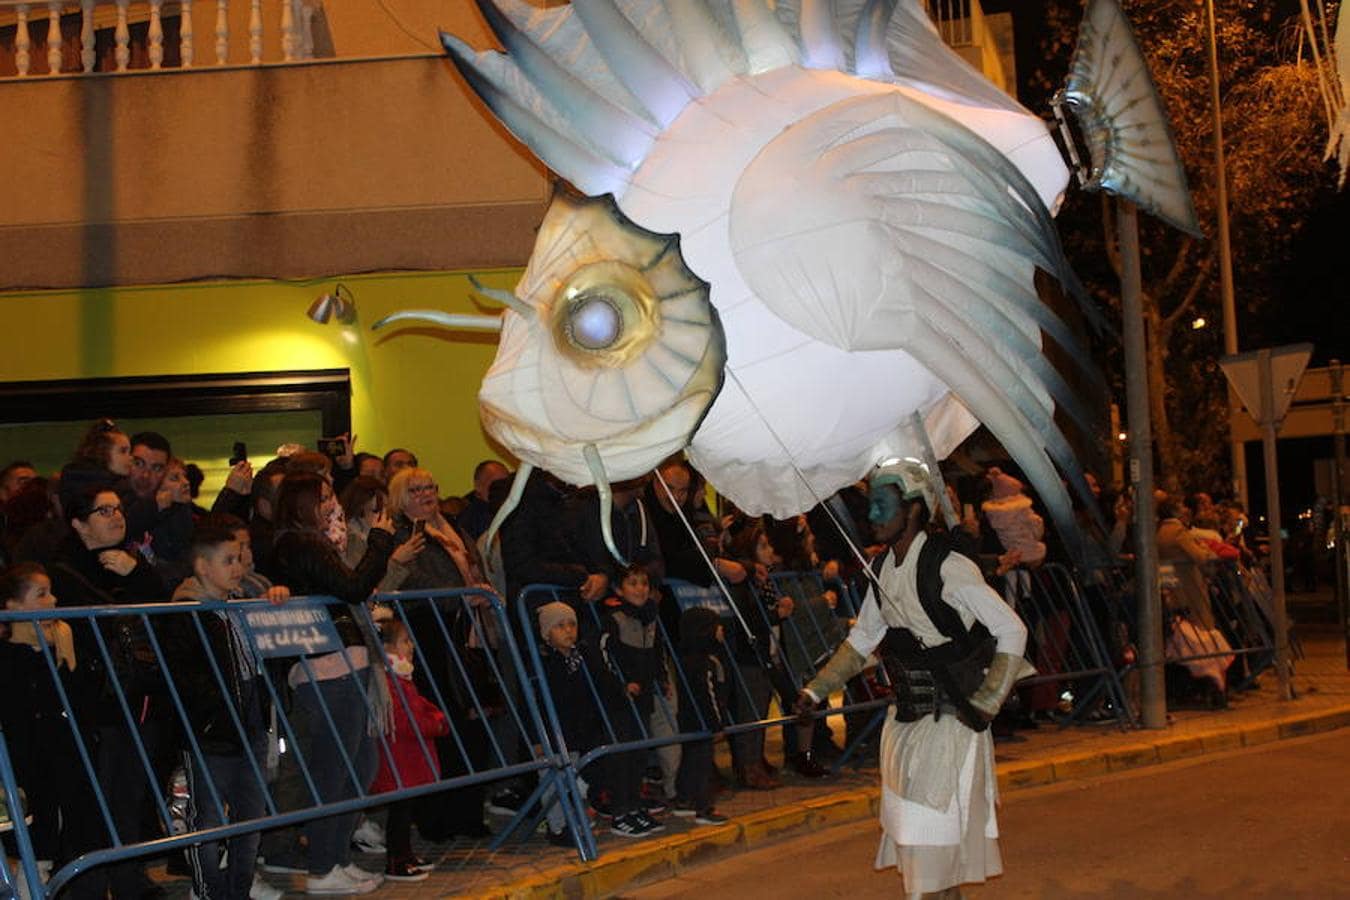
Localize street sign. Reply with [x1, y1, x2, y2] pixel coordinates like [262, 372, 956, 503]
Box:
[1217, 343, 1314, 700]
[1219, 343, 1313, 428]
[238, 604, 342, 658]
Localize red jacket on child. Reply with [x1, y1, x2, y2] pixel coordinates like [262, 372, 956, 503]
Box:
[370, 671, 450, 793]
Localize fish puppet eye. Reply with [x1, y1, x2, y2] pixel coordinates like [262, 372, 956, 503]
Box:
[567, 295, 621, 349]
[473, 190, 726, 497]
[553, 260, 660, 364]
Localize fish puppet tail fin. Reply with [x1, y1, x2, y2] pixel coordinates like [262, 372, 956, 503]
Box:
[1052, 0, 1202, 238]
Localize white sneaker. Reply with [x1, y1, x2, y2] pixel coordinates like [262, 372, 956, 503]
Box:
[342, 863, 384, 887]
[250, 873, 285, 900]
[350, 818, 386, 853]
[305, 865, 379, 895]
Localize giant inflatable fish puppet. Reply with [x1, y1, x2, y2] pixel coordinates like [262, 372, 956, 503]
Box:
[376, 0, 1198, 563]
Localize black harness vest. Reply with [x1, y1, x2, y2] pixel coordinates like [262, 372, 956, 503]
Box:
[871, 532, 996, 732]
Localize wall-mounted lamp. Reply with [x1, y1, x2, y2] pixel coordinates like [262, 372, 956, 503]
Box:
[307, 283, 356, 325]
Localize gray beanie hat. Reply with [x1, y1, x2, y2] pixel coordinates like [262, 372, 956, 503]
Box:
[537, 601, 577, 639]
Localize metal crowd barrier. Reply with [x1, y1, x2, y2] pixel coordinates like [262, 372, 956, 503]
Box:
[513, 574, 897, 860]
[1159, 560, 1281, 694]
[2, 564, 1145, 888]
[1091, 558, 1288, 706]
[664, 572, 893, 768]
[0, 589, 563, 898]
[1013, 564, 1134, 725]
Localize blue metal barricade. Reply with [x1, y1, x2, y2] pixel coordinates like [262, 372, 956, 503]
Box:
[1156, 560, 1281, 698]
[1015, 564, 1134, 725]
[0, 588, 563, 897]
[514, 575, 893, 856]
[1089, 558, 1285, 708]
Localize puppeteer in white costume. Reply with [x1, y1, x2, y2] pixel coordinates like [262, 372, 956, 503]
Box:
[800, 458, 1033, 899]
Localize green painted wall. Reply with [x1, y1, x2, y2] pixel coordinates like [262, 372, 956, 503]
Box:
[0, 268, 523, 497]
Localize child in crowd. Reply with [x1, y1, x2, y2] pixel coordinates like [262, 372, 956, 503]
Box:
[0, 563, 100, 891]
[672, 607, 729, 825]
[537, 601, 662, 841]
[215, 513, 289, 604]
[980, 467, 1046, 568]
[166, 517, 282, 900]
[602, 564, 679, 807]
[369, 619, 448, 882]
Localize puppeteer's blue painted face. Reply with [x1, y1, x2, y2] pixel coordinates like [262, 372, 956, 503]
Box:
[868, 484, 902, 528]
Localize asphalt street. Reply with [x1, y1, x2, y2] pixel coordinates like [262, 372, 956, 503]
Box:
[624, 730, 1350, 899]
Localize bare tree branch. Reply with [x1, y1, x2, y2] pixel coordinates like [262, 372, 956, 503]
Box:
[1162, 251, 1217, 332]
[1157, 237, 1194, 296]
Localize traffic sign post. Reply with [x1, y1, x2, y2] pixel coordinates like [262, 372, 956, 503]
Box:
[1220, 343, 1313, 701]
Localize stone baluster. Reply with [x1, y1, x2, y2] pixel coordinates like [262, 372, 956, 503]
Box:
[148, 0, 164, 69]
[281, 0, 295, 61]
[45, 0, 62, 74]
[80, 0, 95, 72]
[215, 0, 228, 64]
[14, 4, 31, 77]
[115, 0, 131, 71]
[180, 0, 194, 68]
[249, 0, 263, 64]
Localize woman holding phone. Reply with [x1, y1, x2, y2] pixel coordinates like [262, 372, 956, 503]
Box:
[385, 467, 499, 840]
[340, 475, 422, 593]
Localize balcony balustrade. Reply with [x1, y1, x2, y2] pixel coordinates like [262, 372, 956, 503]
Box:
[0, 0, 316, 76]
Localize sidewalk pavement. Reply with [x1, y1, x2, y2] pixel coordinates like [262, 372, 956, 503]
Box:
[133, 621, 1347, 899]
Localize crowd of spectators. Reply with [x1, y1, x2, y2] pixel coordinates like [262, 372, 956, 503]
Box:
[0, 418, 1280, 895]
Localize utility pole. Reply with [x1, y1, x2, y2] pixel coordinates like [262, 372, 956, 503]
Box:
[1118, 199, 1165, 728]
[1204, 0, 1246, 509]
[1331, 360, 1348, 669]
[1257, 350, 1294, 701]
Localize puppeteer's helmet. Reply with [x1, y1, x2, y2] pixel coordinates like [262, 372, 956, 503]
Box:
[867, 457, 937, 525]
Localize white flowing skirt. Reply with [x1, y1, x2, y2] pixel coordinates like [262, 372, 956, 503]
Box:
[874, 712, 1002, 897]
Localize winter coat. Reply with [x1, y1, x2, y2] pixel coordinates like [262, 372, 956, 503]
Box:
[0, 639, 88, 789]
[565, 492, 665, 585]
[270, 528, 395, 648]
[981, 493, 1046, 565]
[539, 639, 618, 754]
[49, 534, 168, 722]
[600, 601, 665, 716]
[500, 471, 592, 603]
[677, 607, 728, 733]
[164, 577, 270, 755]
[370, 671, 449, 793]
[388, 514, 486, 592]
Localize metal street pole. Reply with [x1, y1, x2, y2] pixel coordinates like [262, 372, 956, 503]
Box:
[1331, 360, 1348, 669]
[1258, 349, 1293, 700]
[1205, 0, 1246, 509]
[1118, 199, 1165, 728]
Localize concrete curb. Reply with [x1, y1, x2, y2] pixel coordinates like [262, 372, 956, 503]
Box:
[463, 705, 1350, 899]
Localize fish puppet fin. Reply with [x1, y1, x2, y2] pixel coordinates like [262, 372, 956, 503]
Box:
[729, 88, 1106, 562]
[1053, 0, 1202, 237]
